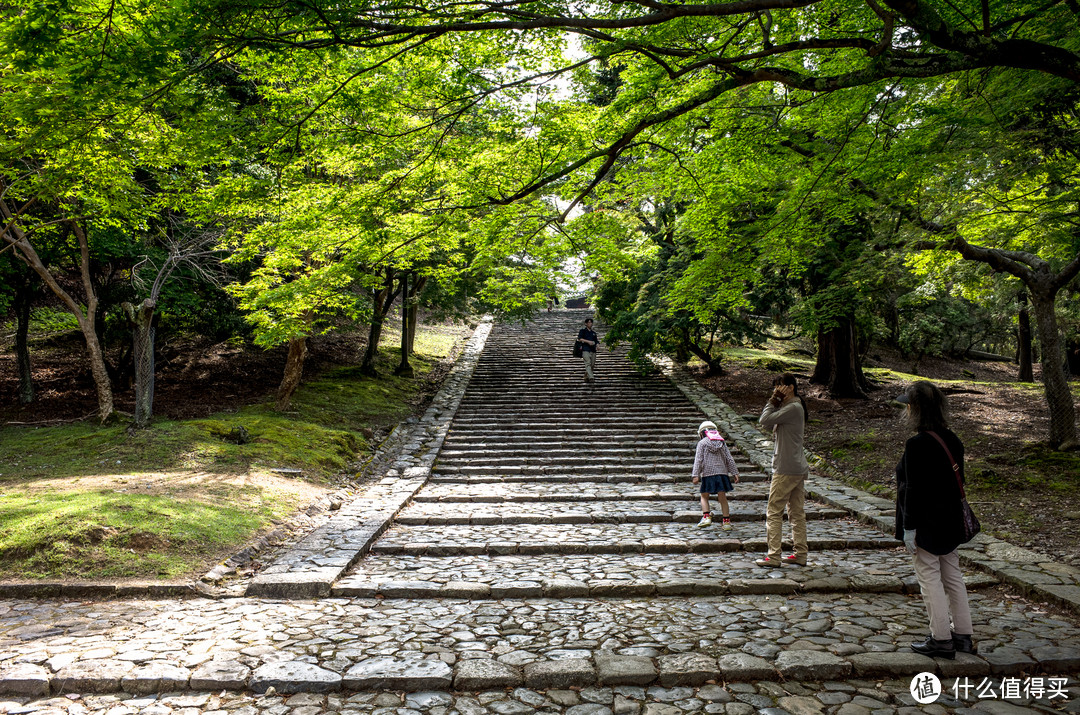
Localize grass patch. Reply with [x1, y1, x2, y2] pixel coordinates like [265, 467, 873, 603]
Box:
[725, 346, 816, 372]
[830, 433, 877, 462]
[0, 345, 451, 483]
[0, 489, 292, 579]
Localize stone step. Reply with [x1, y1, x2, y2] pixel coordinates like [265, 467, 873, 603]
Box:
[433, 459, 754, 472]
[415, 482, 775, 502]
[334, 550, 1000, 598]
[435, 449, 750, 463]
[450, 412, 705, 422]
[429, 472, 772, 483]
[430, 466, 768, 479]
[447, 419, 706, 430]
[442, 430, 728, 443]
[453, 401, 700, 410]
[436, 447, 727, 459]
[439, 437, 749, 452]
[395, 500, 847, 525]
[460, 386, 685, 395]
[369, 521, 898, 556]
[460, 386, 688, 395]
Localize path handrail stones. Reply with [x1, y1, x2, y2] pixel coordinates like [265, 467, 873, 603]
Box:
[1, 310, 1079, 710]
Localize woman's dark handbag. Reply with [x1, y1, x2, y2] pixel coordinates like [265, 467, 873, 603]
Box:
[573, 341, 583, 358]
[927, 430, 981, 542]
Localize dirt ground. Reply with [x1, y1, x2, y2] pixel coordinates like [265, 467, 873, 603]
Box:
[0, 330, 374, 424]
[695, 349, 1080, 569]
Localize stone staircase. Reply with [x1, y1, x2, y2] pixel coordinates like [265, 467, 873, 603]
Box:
[318, 310, 1080, 697]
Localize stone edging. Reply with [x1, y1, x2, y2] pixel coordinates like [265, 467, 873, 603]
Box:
[244, 317, 495, 599]
[653, 357, 1080, 615]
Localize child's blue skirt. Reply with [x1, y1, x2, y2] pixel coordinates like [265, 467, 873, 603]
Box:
[700, 474, 734, 494]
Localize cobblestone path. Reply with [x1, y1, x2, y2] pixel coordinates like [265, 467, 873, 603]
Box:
[2, 311, 1080, 714]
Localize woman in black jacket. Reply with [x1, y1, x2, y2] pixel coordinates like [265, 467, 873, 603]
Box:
[895, 381, 976, 659]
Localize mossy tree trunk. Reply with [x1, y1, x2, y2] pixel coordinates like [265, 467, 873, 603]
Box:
[1030, 290, 1077, 450]
[941, 236, 1079, 449]
[277, 336, 307, 411]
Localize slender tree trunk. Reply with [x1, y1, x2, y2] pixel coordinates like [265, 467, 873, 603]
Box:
[80, 316, 115, 421]
[885, 299, 901, 348]
[395, 271, 414, 377]
[406, 276, 426, 356]
[360, 267, 401, 376]
[0, 201, 113, 420]
[122, 299, 156, 427]
[1017, 291, 1034, 383]
[13, 280, 35, 404]
[811, 318, 870, 399]
[277, 336, 307, 411]
[1030, 291, 1077, 450]
[680, 326, 722, 375]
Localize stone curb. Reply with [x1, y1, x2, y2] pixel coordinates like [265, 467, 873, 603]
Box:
[8, 649, 1077, 697]
[330, 575, 987, 599]
[652, 356, 1080, 616]
[0, 582, 199, 600]
[368, 536, 897, 557]
[245, 317, 495, 599]
[394, 508, 849, 525]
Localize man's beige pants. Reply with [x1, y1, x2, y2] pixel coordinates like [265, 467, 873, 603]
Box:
[914, 547, 973, 640]
[766, 473, 807, 561]
[582, 350, 596, 381]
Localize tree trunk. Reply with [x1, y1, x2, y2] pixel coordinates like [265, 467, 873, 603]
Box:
[123, 299, 156, 428]
[13, 280, 34, 404]
[884, 299, 900, 348]
[1017, 291, 1034, 383]
[276, 336, 307, 411]
[0, 216, 115, 421]
[360, 267, 401, 376]
[680, 327, 722, 375]
[406, 275, 426, 356]
[80, 315, 115, 421]
[1030, 291, 1077, 450]
[395, 271, 414, 377]
[811, 318, 870, 399]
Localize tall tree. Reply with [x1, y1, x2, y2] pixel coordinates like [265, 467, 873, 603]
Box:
[0, 0, 234, 421]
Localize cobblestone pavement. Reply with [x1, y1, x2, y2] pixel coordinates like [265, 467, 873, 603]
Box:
[2, 311, 1079, 713]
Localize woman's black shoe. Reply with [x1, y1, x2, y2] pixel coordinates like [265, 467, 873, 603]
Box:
[910, 636, 956, 659]
[952, 632, 978, 654]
